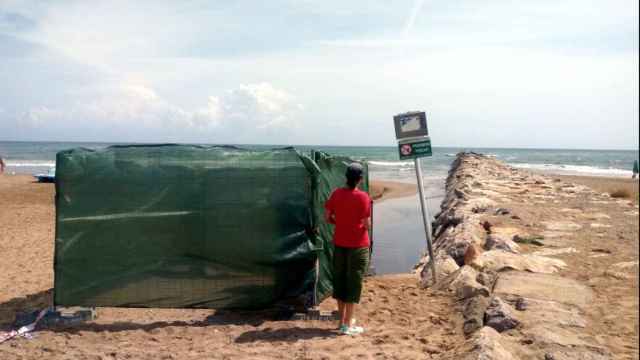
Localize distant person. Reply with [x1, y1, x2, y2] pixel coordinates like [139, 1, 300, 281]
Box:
[0, 155, 5, 173]
[324, 163, 372, 336]
[633, 160, 639, 179]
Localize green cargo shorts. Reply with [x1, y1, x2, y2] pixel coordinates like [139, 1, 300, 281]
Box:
[332, 246, 370, 303]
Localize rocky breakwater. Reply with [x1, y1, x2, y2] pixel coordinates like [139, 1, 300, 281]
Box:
[417, 153, 639, 360]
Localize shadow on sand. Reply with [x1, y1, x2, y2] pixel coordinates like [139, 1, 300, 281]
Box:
[0, 288, 52, 330]
[0, 289, 333, 343]
[235, 327, 337, 343]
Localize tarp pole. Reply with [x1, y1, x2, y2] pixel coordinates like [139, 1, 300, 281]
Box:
[414, 158, 437, 283]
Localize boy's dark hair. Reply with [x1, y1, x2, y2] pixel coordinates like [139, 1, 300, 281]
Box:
[346, 163, 364, 189]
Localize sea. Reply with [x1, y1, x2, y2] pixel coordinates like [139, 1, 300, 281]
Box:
[1, 141, 637, 274]
[1, 141, 638, 179]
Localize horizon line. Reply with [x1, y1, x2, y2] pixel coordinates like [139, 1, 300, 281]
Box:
[0, 139, 638, 152]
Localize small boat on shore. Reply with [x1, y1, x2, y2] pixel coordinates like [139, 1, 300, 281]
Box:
[34, 167, 56, 183]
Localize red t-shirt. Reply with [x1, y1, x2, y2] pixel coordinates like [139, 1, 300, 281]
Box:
[325, 187, 371, 248]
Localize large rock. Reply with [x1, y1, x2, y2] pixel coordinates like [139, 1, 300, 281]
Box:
[484, 235, 520, 254]
[502, 297, 587, 328]
[533, 247, 578, 257]
[521, 324, 611, 359]
[493, 271, 593, 309]
[476, 270, 498, 289]
[462, 327, 516, 360]
[491, 226, 528, 241]
[541, 221, 582, 231]
[447, 241, 472, 266]
[463, 295, 490, 335]
[466, 197, 498, 213]
[484, 297, 520, 332]
[419, 255, 460, 288]
[434, 266, 490, 300]
[471, 250, 566, 274]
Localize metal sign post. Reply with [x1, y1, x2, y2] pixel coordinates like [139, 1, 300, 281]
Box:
[393, 111, 437, 283]
[414, 158, 437, 284]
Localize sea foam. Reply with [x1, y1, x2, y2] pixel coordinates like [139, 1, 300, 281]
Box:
[511, 163, 633, 177]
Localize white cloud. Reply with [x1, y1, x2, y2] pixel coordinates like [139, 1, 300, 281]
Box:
[14, 81, 303, 142]
[222, 83, 301, 129]
[18, 106, 59, 128]
[1, 0, 637, 148]
[192, 96, 223, 128]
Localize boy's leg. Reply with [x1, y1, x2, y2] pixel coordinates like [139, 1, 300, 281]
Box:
[345, 302, 356, 326]
[333, 246, 348, 327]
[337, 300, 345, 327]
[343, 247, 369, 332]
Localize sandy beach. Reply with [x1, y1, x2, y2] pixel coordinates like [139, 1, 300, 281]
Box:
[370, 180, 417, 203]
[556, 175, 639, 204]
[1, 0, 636, 357]
[1, 170, 638, 359]
[0, 175, 460, 360]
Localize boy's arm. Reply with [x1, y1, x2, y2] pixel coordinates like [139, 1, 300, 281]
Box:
[362, 198, 372, 229]
[363, 217, 372, 230]
[324, 208, 336, 224]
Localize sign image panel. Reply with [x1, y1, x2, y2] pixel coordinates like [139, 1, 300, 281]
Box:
[393, 112, 428, 140]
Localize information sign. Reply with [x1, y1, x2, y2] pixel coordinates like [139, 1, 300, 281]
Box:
[394, 111, 437, 284]
[398, 138, 432, 160]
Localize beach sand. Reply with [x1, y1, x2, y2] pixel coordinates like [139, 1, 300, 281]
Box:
[370, 180, 417, 202]
[556, 175, 639, 204]
[1, 173, 637, 359]
[0, 175, 461, 360]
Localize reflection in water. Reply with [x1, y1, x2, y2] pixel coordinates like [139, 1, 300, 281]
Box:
[371, 190, 444, 275]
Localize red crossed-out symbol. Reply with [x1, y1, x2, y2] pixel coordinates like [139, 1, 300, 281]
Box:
[400, 144, 412, 156]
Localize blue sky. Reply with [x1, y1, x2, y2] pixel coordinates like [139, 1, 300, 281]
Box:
[0, 0, 638, 149]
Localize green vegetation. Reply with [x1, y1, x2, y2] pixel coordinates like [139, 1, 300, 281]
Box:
[513, 235, 545, 246]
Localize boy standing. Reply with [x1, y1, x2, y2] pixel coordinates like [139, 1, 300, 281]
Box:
[324, 163, 372, 336]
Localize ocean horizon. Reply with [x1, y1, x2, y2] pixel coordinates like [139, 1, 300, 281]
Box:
[1, 140, 637, 179]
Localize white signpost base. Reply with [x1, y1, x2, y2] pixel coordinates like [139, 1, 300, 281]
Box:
[414, 158, 437, 284]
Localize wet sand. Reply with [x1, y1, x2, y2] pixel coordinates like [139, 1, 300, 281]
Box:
[370, 180, 417, 202]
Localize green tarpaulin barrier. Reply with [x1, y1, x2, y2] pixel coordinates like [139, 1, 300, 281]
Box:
[53, 145, 368, 309]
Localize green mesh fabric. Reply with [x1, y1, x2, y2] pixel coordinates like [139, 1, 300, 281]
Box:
[53, 145, 368, 309]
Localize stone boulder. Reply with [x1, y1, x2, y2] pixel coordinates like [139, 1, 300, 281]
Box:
[484, 297, 520, 332]
[541, 221, 582, 231]
[466, 197, 498, 213]
[463, 295, 490, 335]
[471, 250, 566, 274]
[484, 235, 520, 254]
[419, 255, 460, 288]
[434, 266, 490, 300]
[476, 270, 498, 289]
[462, 327, 516, 360]
[493, 272, 593, 309]
[447, 241, 472, 266]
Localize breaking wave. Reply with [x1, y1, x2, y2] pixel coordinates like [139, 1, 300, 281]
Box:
[368, 161, 414, 167]
[6, 161, 56, 167]
[511, 163, 633, 177]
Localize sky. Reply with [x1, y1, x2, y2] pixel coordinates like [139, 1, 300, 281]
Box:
[0, 0, 638, 149]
